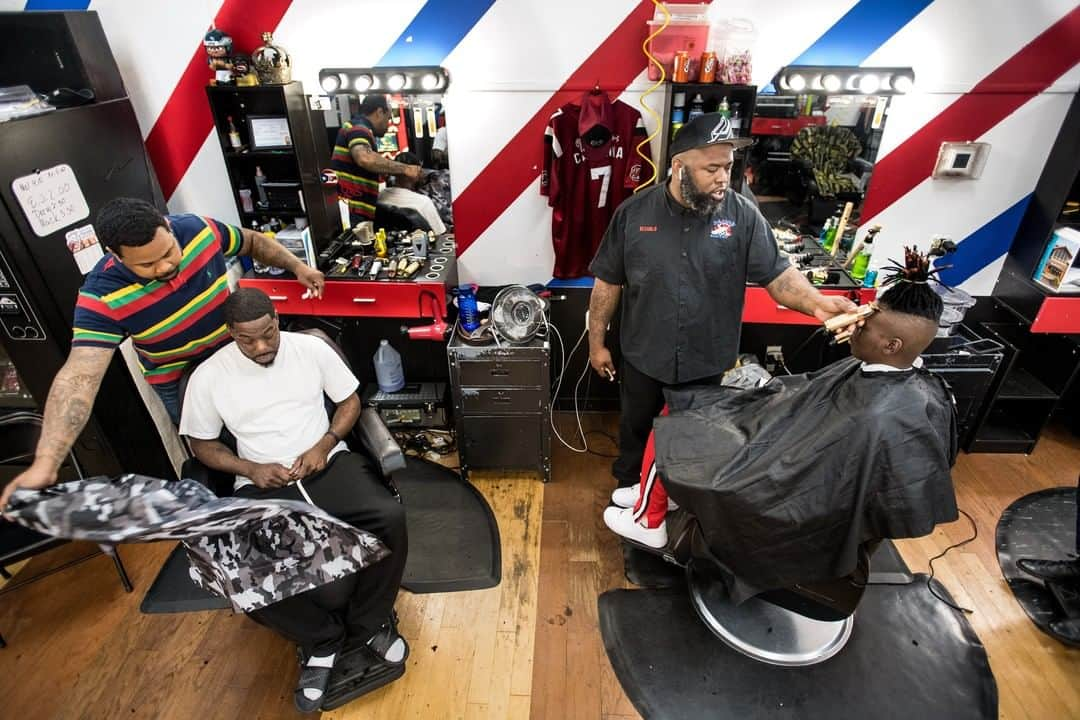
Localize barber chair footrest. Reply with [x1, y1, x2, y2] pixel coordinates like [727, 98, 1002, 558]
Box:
[320, 646, 407, 711]
[687, 565, 853, 667]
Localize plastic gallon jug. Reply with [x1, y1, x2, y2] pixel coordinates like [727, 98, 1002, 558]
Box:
[374, 339, 405, 393]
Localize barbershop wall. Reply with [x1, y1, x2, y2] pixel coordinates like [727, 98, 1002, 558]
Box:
[7, 0, 1080, 296]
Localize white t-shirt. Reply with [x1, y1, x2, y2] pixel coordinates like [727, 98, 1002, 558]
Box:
[378, 186, 447, 234]
[179, 332, 359, 490]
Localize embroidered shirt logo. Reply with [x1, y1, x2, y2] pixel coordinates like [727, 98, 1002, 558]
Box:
[711, 218, 735, 239]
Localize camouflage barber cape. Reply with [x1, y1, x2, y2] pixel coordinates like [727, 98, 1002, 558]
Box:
[4, 474, 389, 613]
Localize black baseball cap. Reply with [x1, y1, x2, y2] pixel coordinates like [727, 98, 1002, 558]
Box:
[670, 112, 754, 156]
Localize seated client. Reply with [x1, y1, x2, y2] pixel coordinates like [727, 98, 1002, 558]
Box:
[179, 288, 408, 712]
[604, 248, 958, 598]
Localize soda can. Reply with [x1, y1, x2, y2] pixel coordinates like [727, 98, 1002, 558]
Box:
[672, 51, 691, 82]
[699, 52, 718, 83]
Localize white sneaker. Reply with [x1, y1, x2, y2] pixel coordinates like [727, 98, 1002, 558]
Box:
[611, 485, 679, 512]
[603, 506, 668, 549]
[611, 486, 638, 508]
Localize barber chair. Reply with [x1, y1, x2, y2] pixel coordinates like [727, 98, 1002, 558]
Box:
[164, 328, 409, 708]
[624, 509, 875, 667]
[0, 411, 133, 648]
[790, 124, 873, 228]
[373, 202, 432, 234]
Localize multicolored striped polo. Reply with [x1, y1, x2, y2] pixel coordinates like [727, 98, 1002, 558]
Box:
[72, 214, 243, 386]
[331, 116, 380, 227]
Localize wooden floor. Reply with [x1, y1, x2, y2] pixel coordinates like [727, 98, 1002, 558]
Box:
[0, 474, 543, 720]
[530, 415, 1080, 720]
[1, 417, 1078, 719]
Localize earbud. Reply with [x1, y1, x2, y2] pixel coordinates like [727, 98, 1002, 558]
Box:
[678, 167, 684, 180]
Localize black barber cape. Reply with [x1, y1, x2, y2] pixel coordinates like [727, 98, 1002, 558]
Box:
[654, 357, 959, 602]
[4, 474, 389, 612]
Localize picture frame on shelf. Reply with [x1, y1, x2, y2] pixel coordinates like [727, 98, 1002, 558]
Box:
[247, 115, 292, 150]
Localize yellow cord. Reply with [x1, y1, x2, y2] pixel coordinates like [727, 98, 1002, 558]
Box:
[635, 0, 670, 191]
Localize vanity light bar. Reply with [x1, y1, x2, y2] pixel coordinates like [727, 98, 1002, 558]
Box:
[773, 66, 915, 96]
[319, 67, 450, 96]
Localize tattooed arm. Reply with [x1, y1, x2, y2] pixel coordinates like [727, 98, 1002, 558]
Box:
[351, 144, 423, 181]
[588, 278, 622, 379]
[241, 228, 326, 298]
[1, 346, 113, 508]
[765, 265, 856, 321]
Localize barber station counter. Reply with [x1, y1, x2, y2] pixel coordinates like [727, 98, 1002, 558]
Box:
[239, 235, 458, 321]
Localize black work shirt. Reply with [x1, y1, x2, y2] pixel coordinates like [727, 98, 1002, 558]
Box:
[589, 183, 789, 384]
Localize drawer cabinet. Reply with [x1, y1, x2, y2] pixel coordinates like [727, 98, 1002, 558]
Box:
[448, 336, 550, 482]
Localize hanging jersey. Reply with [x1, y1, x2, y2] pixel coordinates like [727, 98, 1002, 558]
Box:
[541, 99, 650, 279]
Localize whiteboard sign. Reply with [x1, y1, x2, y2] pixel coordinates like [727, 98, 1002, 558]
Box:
[11, 164, 90, 237]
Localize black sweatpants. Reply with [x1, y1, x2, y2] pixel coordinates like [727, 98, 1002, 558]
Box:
[237, 451, 408, 657]
[612, 360, 721, 489]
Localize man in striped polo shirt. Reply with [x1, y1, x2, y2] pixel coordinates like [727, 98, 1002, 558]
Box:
[331, 94, 421, 228]
[0, 197, 324, 506]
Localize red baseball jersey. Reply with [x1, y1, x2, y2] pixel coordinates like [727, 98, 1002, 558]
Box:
[541, 98, 650, 279]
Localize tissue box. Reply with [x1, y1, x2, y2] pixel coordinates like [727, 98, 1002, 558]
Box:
[1033, 226, 1080, 293]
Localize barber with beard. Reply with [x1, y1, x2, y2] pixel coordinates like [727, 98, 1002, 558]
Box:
[588, 113, 856, 494]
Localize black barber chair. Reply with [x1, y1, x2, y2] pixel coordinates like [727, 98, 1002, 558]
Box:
[630, 511, 875, 667]
[161, 328, 408, 709]
[0, 411, 133, 648]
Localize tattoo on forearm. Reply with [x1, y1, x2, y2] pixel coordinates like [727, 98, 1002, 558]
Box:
[769, 267, 820, 316]
[36, 351, 110, 466]
[248, 232, 301, 270]
[589, 282, 621, 348]
[353, 149, 411, 176]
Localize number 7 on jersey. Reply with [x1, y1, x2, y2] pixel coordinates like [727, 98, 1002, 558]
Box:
[590, 165, 612, 208]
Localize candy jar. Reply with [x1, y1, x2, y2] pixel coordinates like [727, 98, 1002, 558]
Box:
[252, 31, 292, 84]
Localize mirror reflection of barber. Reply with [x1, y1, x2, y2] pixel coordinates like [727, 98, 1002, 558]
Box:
[331, 94, 422, 229]
[587, 113, 857, 493]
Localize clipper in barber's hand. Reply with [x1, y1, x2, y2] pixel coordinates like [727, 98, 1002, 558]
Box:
[825, 302, 878, 345]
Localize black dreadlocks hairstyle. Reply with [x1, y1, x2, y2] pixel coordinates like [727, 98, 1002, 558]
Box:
[876, 246, 944, 323]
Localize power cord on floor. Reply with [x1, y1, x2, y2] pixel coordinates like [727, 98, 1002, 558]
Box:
[926, 508, 978, 614]
[547, 319, 589, 453]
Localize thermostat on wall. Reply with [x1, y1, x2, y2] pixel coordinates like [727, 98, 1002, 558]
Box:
[932, 141, 990, 179]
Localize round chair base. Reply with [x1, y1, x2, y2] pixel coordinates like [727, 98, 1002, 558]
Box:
[687, 567, 854, 667]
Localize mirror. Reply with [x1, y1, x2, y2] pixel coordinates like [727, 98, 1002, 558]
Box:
[749, 90, 894, 235]
[319, 66, 453, 238]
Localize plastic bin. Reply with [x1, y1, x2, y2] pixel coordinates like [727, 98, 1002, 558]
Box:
[646, 20, 711, 81]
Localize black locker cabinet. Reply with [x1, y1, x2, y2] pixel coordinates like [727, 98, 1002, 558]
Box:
[448, 335, 551, 482]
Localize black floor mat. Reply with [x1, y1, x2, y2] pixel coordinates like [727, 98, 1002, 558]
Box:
[996, 486, 1079, 646]
[140, 543, 231, 614]
[599, 577, 996, 720]
[397, 457, 501, 593]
